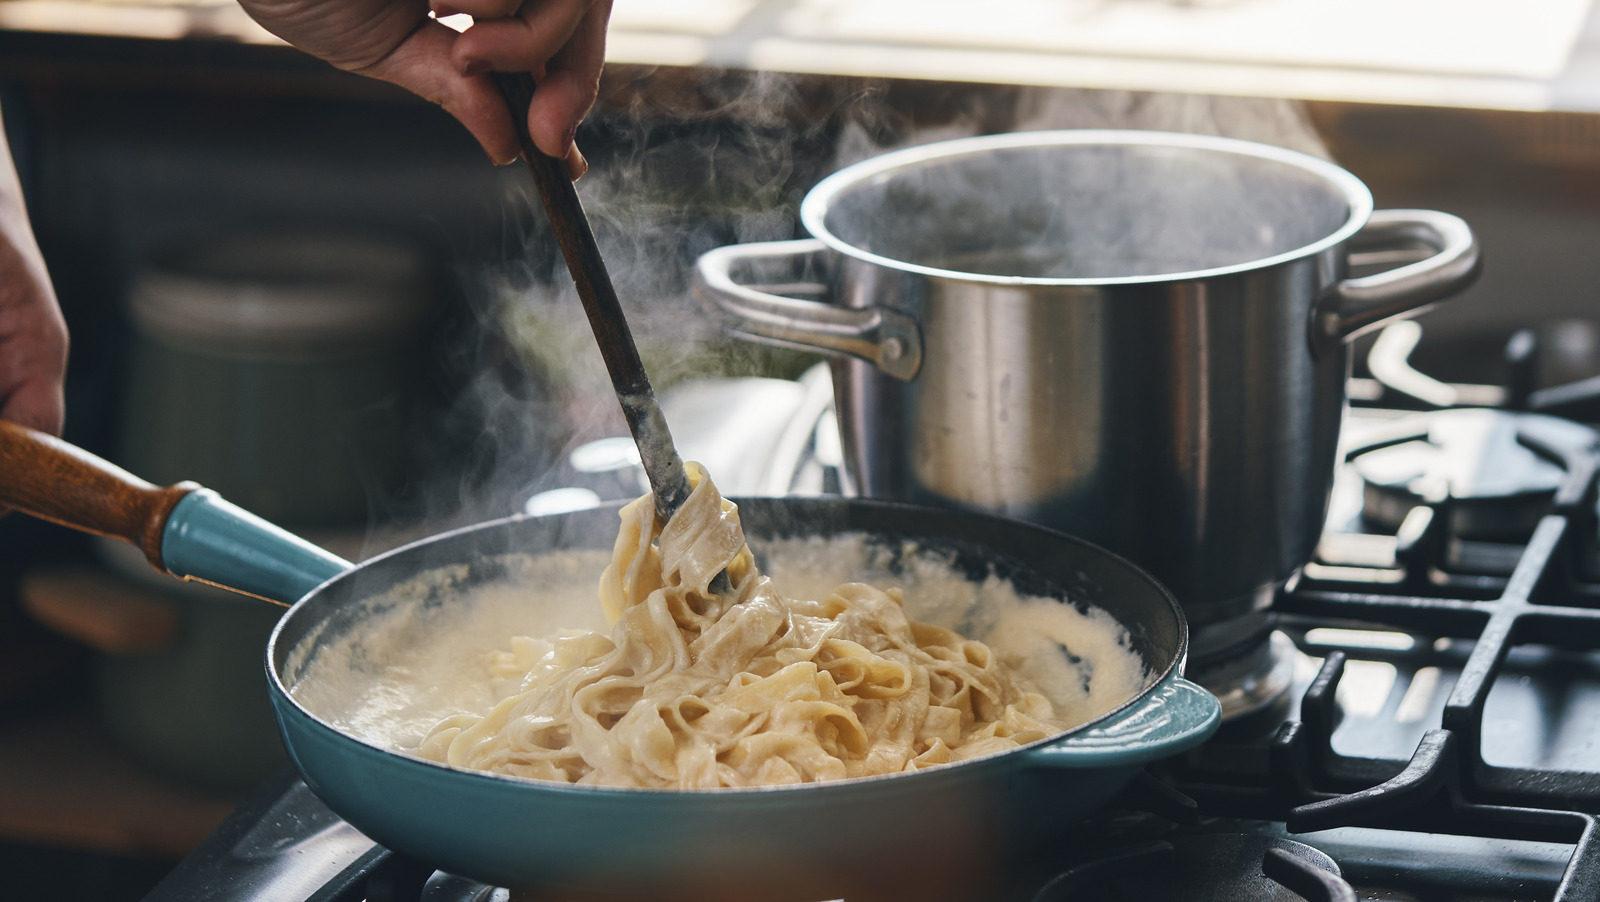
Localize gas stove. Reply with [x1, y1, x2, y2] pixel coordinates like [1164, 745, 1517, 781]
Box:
[145, 322, 1600, 902]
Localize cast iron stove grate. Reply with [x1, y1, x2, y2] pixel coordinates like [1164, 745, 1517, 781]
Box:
[1157, 395, 1600, 899]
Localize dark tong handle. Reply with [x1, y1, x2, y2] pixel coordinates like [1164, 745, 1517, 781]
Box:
[491, 72, 691, 526]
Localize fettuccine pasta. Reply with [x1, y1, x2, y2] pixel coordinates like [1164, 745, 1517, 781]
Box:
[413, 465, 1083, 788]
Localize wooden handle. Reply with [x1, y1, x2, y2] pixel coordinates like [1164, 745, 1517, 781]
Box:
[0, 419, 198, 572]
[491, 71, 693, 527]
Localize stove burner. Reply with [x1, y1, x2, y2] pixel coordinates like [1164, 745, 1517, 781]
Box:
[1185, 613, 1298, 721]
[1033, 834, 1351, 902]
[1189, 629, 1298, 723]
[420, 871, 507, 902]
[1352, 408, 1597, 542]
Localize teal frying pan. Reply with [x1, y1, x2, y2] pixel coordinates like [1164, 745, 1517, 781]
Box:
[0, 420, 1218, 901]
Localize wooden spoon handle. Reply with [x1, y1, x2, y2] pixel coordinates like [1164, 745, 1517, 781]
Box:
[491, 72, 693, 527]
[0, 418, 197, 572]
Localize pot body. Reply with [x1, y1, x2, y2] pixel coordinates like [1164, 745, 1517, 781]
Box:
[695, 130, 1480, 633]
[831, 257, 1346, 627]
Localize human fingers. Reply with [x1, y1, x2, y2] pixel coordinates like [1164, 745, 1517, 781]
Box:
[354, 18, 521, 165]
[451, 0, 594, 77]
[562, 141, 588, 180]
[525, 68, 596, 164]
[430, 0, 522, 17]
[0, 297, 65, 520]
[0, 301, 68, 437]
[0, 375, 66, 437]
[236, 0, 430, 73]
[524, 0, 608, 162]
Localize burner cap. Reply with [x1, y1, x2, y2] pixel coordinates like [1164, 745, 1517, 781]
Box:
[1188, 627, 1298, 723]
[1035, 834, 1345, 902]
[1353, 408, 1596, 541]
[423, 871, 507, 901]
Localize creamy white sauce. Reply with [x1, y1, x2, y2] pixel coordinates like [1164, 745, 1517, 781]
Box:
[289, 535, 1149, 767]
[289, 551, 613, 750]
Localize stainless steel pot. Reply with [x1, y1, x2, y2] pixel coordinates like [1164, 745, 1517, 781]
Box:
[694, 130, 1480, 643]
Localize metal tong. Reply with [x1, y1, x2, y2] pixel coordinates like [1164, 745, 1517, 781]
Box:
[491, 73, 692, 530]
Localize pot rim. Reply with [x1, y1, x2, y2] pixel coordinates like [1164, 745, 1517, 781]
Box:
[799, 128, 1375, 287]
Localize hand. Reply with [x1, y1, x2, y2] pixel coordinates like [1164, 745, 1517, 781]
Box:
[0, 123, 67, 438]
[236, 0, 610, 178]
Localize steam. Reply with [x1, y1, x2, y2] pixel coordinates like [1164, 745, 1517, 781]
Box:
[390, 76, 1327, 533]
[1010, 88, 1328, 158]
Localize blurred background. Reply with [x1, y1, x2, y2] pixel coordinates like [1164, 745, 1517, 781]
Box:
[6, 0, 1600, 897]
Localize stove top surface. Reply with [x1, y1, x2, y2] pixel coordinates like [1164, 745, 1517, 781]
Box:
[146, 324, 1600, 902]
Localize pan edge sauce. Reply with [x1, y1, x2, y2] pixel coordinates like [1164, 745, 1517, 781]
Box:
[281, 492, 1154, 791]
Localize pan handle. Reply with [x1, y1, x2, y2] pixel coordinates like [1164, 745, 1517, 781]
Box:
[161, 489, 352, 604]
[1023, 675, 1220, 769]
[0, 419, 350, 605]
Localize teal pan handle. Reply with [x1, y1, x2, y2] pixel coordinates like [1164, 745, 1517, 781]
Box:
[1022, 675, 1221, 770]
[163, 489, 353, 605]
[0, 419, 350, 605]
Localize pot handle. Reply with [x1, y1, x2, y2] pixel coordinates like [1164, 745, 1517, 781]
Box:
[0, 419, 351, 605]
[1313, 209, 1480, 348]
[1023, 676, 1220, 769]
[692, 239, 924, 381]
